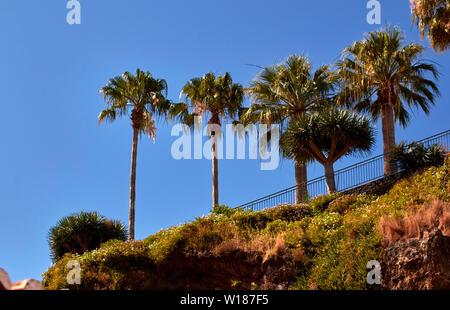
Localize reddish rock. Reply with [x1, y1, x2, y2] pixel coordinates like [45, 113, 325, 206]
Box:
[0, 268, 11, 290]
[0, 268, 44, 290]
[10, 279, 44, 290]
[382, 228, 450, 290]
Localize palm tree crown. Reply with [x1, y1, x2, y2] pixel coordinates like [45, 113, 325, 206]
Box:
[410, 0, 449, 53]
[173, 72, 244, 125]
[243, 55, 335, 126]
[337, 26, 440, 175]
[281, 108, 375, 162]
[99, 69, 172, 139]
[281, 107, 375, 193]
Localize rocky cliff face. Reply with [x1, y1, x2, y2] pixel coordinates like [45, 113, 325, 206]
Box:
[382, 228, 450, 290]
[0, 268, 43, 290]
[0, 268, 12, 290]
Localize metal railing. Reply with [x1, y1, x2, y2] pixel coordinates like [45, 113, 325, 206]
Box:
[236, 129, 450, 211]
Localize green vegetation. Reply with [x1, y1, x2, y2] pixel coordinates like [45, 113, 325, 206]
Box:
[328, 195, 359, 215]
[212, 204, 243, 217]
[392, 142, 446, 175]
[47, 211, 127, 262]
[309, 192, 342, 214]
[43, 158, 449, 290]
[280, 107, 375, 193]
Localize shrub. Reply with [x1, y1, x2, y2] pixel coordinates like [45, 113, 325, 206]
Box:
[231, 210, 272, 230]
[100, 239, 124, 249]
[144, 217, 242, 262]
[297, 220, 382, 290]
[144, 225, 190, 263]
[392, 142, 445, 174]
[212, 204, 242, 217]
[295, 220, 328, 258]
[372, 159, 450, 215]
[328, 195, 358, 214]
[348, 193, 378, 211]
[284, 213, 343, 257]
[48, 211, 127, 262]
[380, 199, 450, 246]
[184, 218, 231, 252]
[309, 212, 343, 232]
[264, 204, 312, 222]
[43, 241, 153, 290]
[309, 193, 342, 214]
[264, 219, 289, 234]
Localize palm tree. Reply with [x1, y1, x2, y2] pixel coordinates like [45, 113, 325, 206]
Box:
[410, 0, 449, 53]
[48, 211, 127, 262]
[173, 72, 244, 208]
[242, 55, 335, 203]
[281, 108, 375, 194]
[99, 69, 173, 240]
[337, 26, 440, 176]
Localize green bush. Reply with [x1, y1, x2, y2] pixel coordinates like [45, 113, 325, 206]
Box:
[211, 204, 242, 217]
[328, 195, 358, 214]
[309, 193, 342, 214]
[264, 204, 313, 222]
[348, 193, 378, 211]
[295, 220, 382, 290]
[392, 142, 445, 174]
[48, 211, 127, 262]
[43, 241, 153, 290]
[144, 225, 190, 263]
[100, 239, 124, 249]
[264, 219, 289, 234]
[145, 217, 239, 262]
[231, 210, 272, 230]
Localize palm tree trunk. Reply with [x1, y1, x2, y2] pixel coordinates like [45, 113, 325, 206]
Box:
[381, 104, 398, 175]
[295, 162, 307, 204]
[211, 131, 219, 207]
[128, 127, 139, 241]
[324, 162, 336, 194]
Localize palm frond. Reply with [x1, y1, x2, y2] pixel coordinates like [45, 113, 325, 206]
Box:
[336, 26, 440, 127]
[99, 68, 174, 139]
[180, 72, 244, 126]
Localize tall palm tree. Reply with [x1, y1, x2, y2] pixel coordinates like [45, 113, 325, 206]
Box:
[281, 107, 375, 194]
[99, 69, 172, 240]
[337, 26, 440, 176]
[172, 72, 244, 208]
[242, 55, 335, 203]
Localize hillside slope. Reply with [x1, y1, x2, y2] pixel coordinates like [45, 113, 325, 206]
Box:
[43, 158, 450, 290]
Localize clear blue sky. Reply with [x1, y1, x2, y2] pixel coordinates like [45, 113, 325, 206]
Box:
[0, 0, 448, 282]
